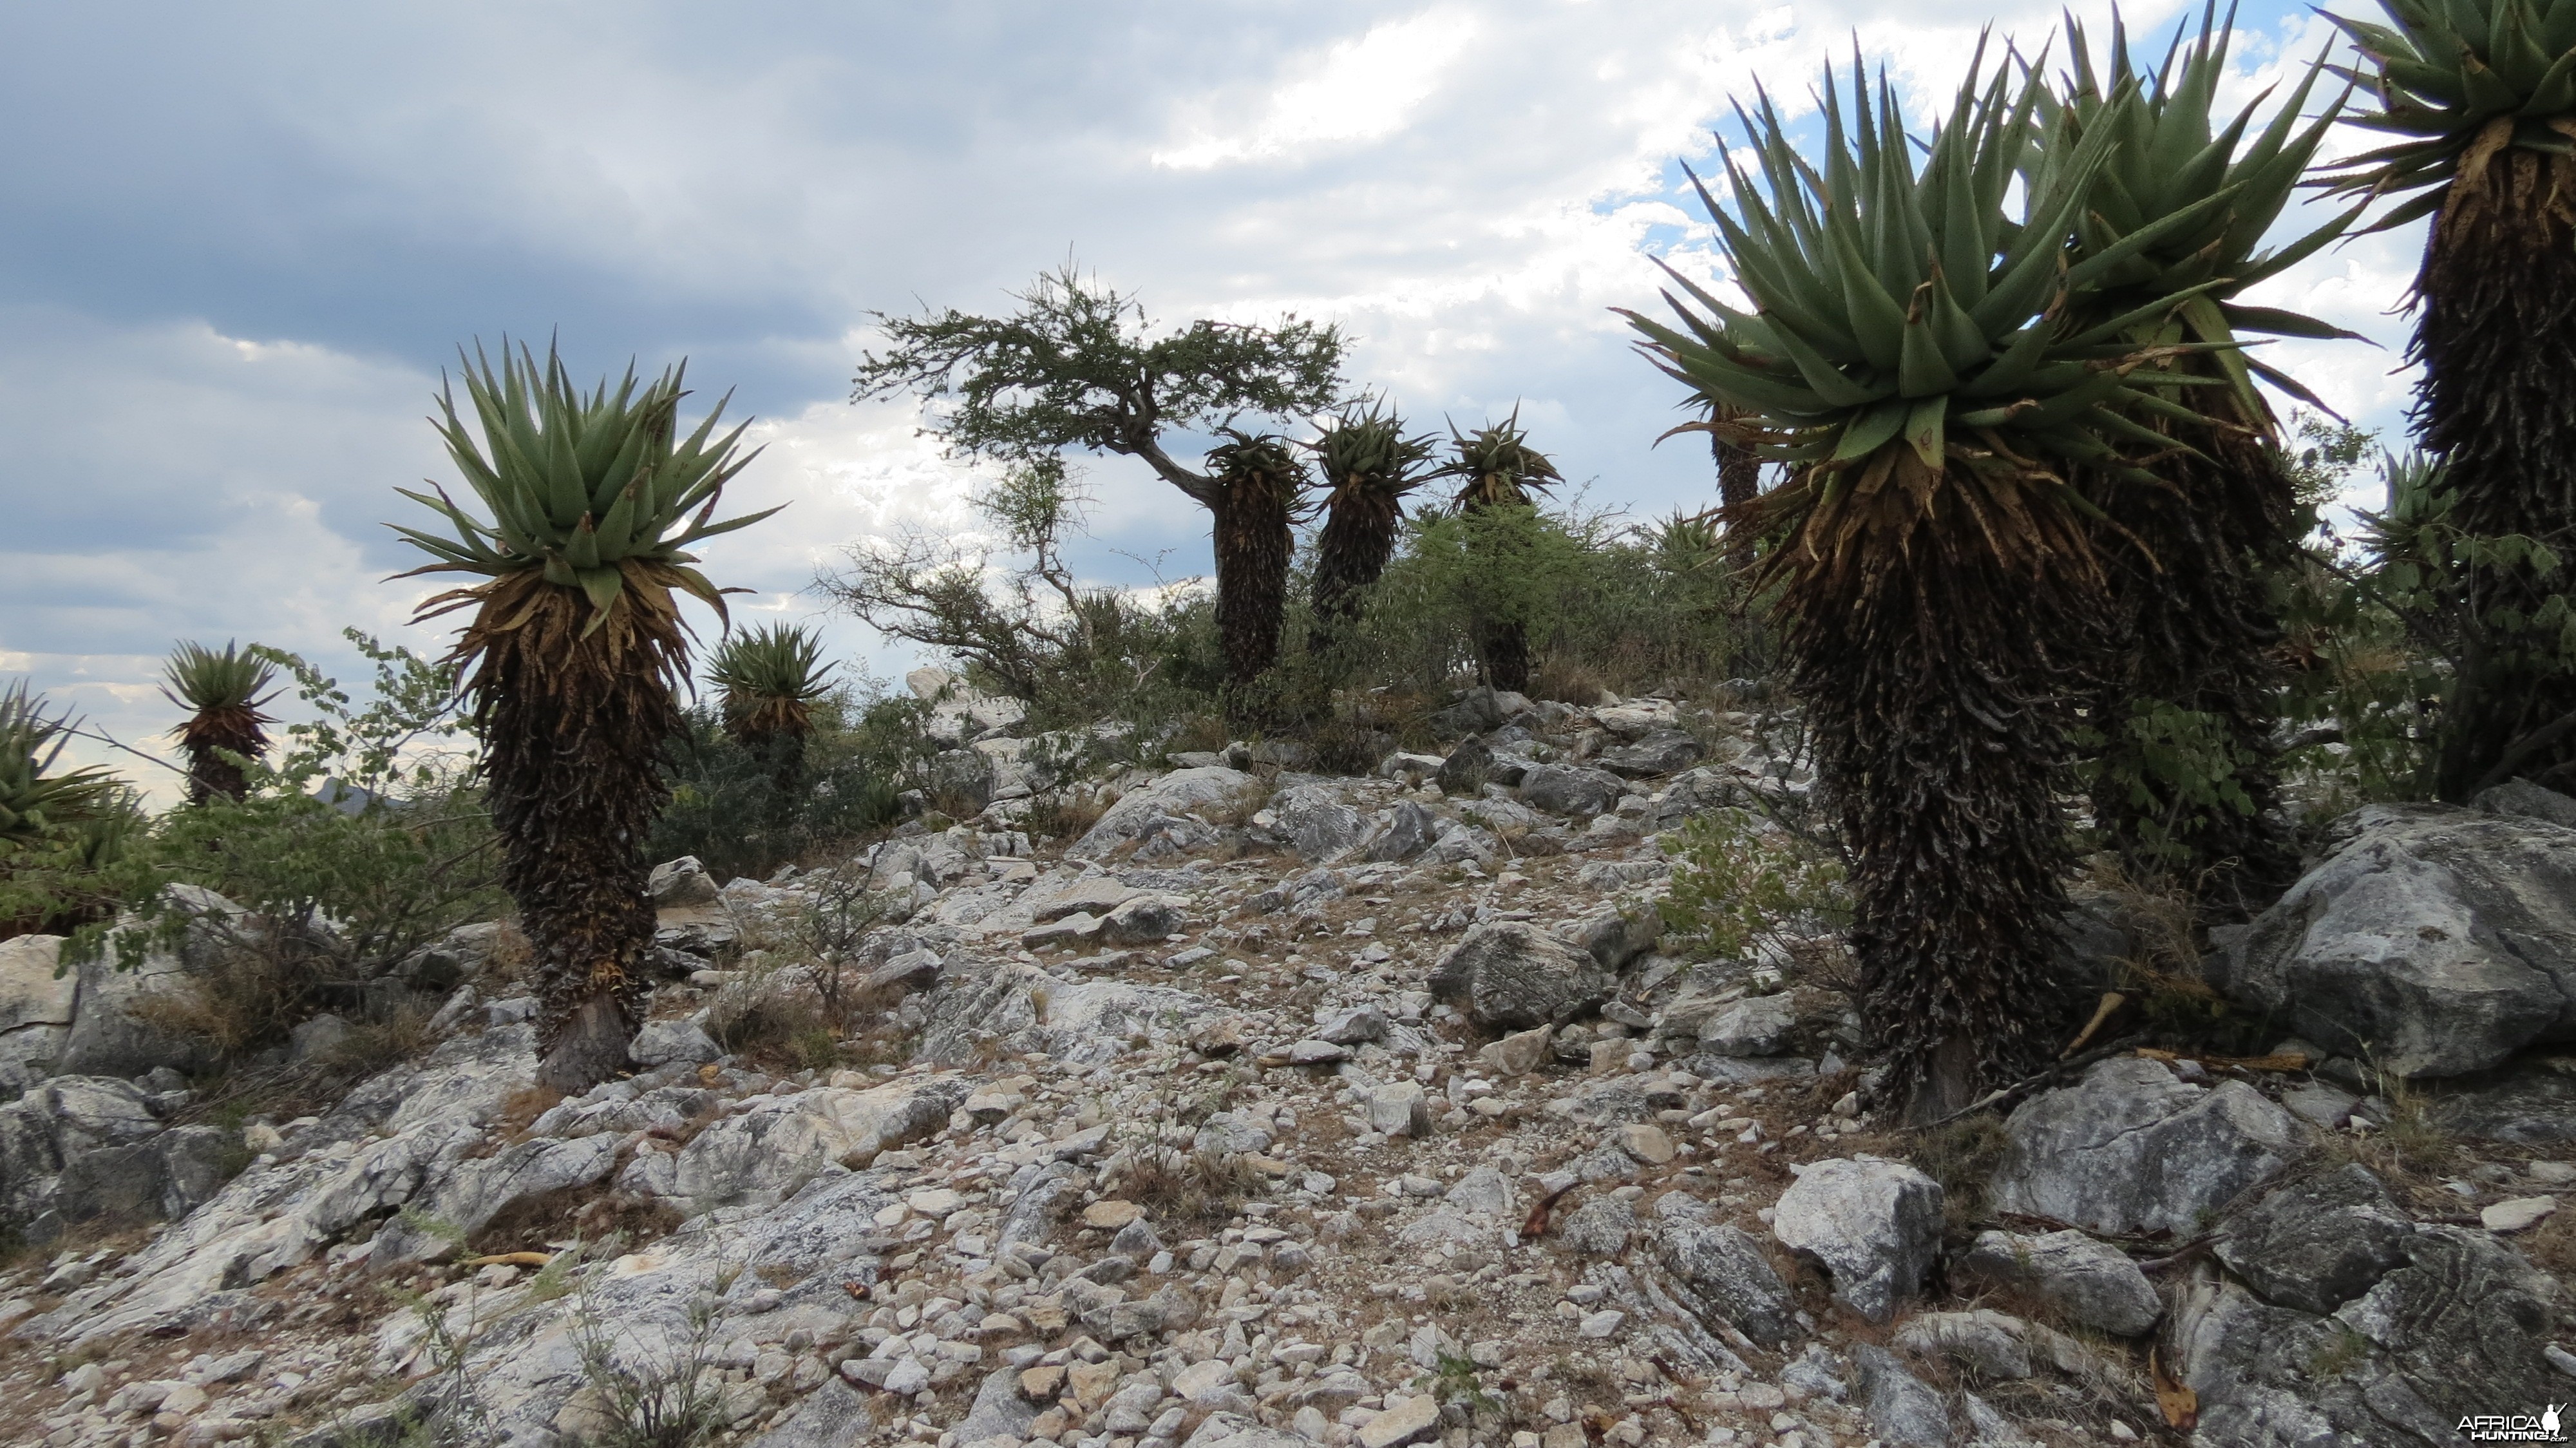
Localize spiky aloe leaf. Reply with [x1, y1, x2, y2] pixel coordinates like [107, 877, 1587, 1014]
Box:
[1622, 44, 2221, 491]
[1308, 397, 1437, 627]
[2321, 0, 2576, 229]
[1308, 397, 1437, 508]
[708, 622, 833, 743]
[2046, 5, 2363, 425]
[1441, 407, 1564, 510]
[392, 339, 781, 631]
[158, 641, 278, 716]
[0, 684, 118, 851]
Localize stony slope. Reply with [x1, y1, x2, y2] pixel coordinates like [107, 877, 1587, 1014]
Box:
[0, 689, 2569, 1448]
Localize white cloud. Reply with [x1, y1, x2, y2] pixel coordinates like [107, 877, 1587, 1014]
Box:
[3, 0, 2429, 809]
[1154, 10, 1484, 170]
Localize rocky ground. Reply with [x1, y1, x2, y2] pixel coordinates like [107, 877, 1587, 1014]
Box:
[0, 686, 2569, 1448]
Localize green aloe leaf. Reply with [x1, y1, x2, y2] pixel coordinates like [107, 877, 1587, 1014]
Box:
[392, 339, 777, 627]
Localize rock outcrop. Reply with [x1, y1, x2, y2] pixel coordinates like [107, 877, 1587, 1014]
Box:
[0, 701, 2562, 1448]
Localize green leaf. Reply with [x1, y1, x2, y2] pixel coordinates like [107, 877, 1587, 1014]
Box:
[1833, 398, 1911, 460]
[1903, 395, 1948, 468]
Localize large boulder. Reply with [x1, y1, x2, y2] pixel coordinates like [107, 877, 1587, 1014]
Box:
[647, 857, 720, 908]
[2425, 1056, 2576, 1143]
[1655, 1217, 1794, 1346]
[2217, 803, 2576, 1077]
[0, 934, 77, 1092]
[2333, 1226, 2560, 1428]
[1426, 922, 1614, 1031]
[2164, 1270, 2388, 1446]
[1426, 687, 1507, 739]
[1364, 802, 1437, 863]
[927, 747, 998, 813]
[654, 1076, 967, 1208]
[1029, 875, 1143, 922]
[1435, 737, 1493, 796]
[1072, 767, 1253, 858]
[1570, 905, 1661, 971]
[1696, 995, 1797, 1056]
[56, 935, 208, 1080]
[1596, 729, 1704, 779]
[0, 1075, 179, 1231]
[1851, 1346, 1950, 1447]
[1957, 1228, 2161, 1337]
[1769, 1157, 1942, 1323]
[1519, 763, 1626, 818]
[1267, 785, 1365, 862]
[2212, 1164, 2416, 1315]
[370, 1132, 622, 1262]
[628, 1019, 721, 1068]
[2475, 777, 2576, 829]
[1988, 1056, 2302, 1236]
[913, 963, 1223, 1066]
[2168, 1224, 2561, 1447]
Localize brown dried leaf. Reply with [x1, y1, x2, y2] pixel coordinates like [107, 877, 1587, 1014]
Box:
[2150, 1347, 2198, 1430]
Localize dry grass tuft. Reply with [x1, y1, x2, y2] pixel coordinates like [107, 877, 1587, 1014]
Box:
[1905, 1114, 2015, 1235]
[469, 1185, 682, 1257]
[1115, 1148, 1262, 1224]
[1019, 790, 1109, 842]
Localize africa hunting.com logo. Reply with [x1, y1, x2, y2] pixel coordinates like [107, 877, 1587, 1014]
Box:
[2459, 1404, 2566, 1443]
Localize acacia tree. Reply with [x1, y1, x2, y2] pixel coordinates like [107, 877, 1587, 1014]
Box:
[1625, 52, 2228, 1121]
[2326, 0, 2576, 796]
[851, 266, 1346, 717]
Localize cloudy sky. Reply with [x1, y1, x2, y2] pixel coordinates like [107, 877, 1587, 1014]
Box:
[1, 0, 2421, 801]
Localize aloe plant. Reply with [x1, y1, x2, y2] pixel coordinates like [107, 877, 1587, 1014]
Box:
[1439, 409, 1564, 692]
[2045, 6, 2355, 904]
[1623, 45, 2235, 1119]
[394, 340, 777, 1091]
[1, 684, 117, 852]
[1204, 429, 1307, 714]
[1307, 398, 1437, 629]
[709, 622, 833, 793]
[2324, 0, 2576, 795]
[160, 640, 280, 805]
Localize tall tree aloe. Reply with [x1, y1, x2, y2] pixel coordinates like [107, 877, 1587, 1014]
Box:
[2045, 8, 2355, 906]
[2324, 0, 2576, 795]
[1624, 49, 2233, 1119]
[160, 641, 281, 806]
[709, 622, 833, 790]
[1439, 410, 1564, 694]
[1306, 398, 1436, 634]
[1203, 429, 1308, 714]
[394, 341, 775, 1092]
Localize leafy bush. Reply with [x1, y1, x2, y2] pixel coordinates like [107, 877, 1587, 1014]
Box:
[1348, 497, 1754, 703]
[2279, 437, 2576, 813]
[74, 631, 506, 1065]
[1657, 806, 1850, 965]
[647, 684, 927, 882]
[817, 459, 1229, 751]
[828, 460, 1760, 778]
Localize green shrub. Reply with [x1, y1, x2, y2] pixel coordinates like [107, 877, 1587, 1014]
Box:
[68, 631, 506, 1065]
[1348, 497, 1753, 703]
[1657, 806, 1850, 964]
[648, 685, 927, 882]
